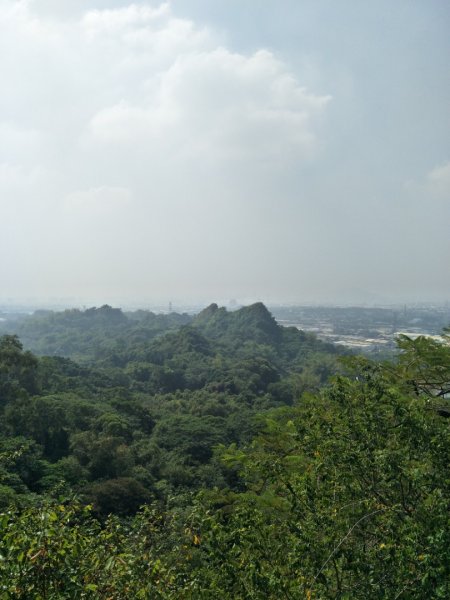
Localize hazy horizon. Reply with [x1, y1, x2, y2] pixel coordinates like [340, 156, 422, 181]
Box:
[2, 1, 449, 304]
[1, 294, 449, 315]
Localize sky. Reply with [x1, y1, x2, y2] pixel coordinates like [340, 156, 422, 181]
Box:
[1, 0, 449, 307]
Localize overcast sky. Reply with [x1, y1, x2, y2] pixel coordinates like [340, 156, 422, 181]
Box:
[1, 0, 449, 307]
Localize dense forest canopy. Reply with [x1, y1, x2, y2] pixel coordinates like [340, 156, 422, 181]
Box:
[0, 304, 448, 598]
[0, 304, 342, 511]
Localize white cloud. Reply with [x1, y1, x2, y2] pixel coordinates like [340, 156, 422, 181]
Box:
[0, 2, 329, 180]
[0, 122, 45, 165]
[87, 46, 330, 165]
[64, 186, 132, 213]
[0, 1, 448, 303]
[0, 1, 333, 300]
[82, 3, 171, 36]
[0, 162, 42, 189]
[427, 161, 450, 198]
[404, 161, 450, 200]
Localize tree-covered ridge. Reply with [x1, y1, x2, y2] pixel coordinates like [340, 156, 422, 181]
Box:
[0, 304, 343, 515]
[0, 328, 448, 598]
[193, 302, 281, 344]
[0, 305, 191, 362]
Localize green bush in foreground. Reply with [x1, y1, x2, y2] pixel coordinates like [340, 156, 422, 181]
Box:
[0, 501, 191, 599]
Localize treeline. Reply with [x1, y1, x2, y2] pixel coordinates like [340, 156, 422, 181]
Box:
[0, 305, 191, 362]
[0, 306, 448, 598]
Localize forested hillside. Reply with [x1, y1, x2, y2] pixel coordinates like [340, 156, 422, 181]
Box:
[0, 306, 448, 598]
[0, 305, 191, 362]
[0, 303, 342, 515]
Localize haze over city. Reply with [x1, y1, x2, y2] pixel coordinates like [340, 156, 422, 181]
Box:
[1, 0, 449, 306]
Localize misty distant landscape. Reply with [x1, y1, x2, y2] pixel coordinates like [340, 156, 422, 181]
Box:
[2, 301, 449, 357]
[1, 1, 448, 598]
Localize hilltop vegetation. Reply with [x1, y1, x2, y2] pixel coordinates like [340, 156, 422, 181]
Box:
[0, 305, 191, 362]
[0, 305, 448, 598]
[0, 303, 342, 514]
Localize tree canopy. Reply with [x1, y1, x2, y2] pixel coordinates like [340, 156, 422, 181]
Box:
[0, 307, 448, 598]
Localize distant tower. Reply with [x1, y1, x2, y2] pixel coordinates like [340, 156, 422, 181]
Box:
[392, 311, 398, 334]
[168, 301, 173, 314]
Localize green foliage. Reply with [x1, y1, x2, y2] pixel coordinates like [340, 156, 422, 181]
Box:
[0, 502, 171, 598]
[184, 341, 449, 599]
[1, 304, 344, 506]
[0, 308, 447, 597]
[0, 335, 38, 406]
[87, 477, 153, 517]
[395, 329, 450, 400]
[2, 306, 191, 364]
